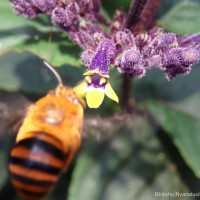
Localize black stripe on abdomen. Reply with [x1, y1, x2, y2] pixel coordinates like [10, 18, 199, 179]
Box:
[14, 135, 65, 160]
[10, 156, 61, 175]
[11, 173, 54, 188]
[9, 133, 66, 199]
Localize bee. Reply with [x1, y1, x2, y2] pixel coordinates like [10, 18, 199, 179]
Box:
[9, 61, 85, 200]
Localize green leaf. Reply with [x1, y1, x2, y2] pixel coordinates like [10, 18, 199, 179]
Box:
[0, 0, 81, 67]
[0, 1, 51, 32]
[102, 0, 131, 16]
[0, 52, 84, 94]
[159, 1, 200, 35]
[134, 65, 200, 177]
[68, 115, 191, 200]
[144, 100, 200, 178]
[158, 0, 183, 18]
[11, 31, 81, 67]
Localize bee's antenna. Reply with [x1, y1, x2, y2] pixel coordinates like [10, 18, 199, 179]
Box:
[43, 61, 63, 86]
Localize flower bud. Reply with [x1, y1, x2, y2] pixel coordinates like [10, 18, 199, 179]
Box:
[120, 50, 145, 77]
[180, 33, 200, 46]
[164, 47, 200, 67]
[135, 32, 149, 51]
[145, 55, 162, 68]
[113, 29, 136, 50]
[12, 0, 39, 18]
[159, 33, 178, 48]
[52, 2, 80, 27]
[32, 0, 56, 14]
[163, 47, 198, 80]
[109, 9, 126, 33]
[181, 48, 200, 66]
[163, 47, 183, 67]
[52, 7, 68, 26]
[76, 0, 94, 13]
[69, 30, 96, 49]
[81, 50, 95, 67]
[165, 65, 191, 80]
[121, 50, 142, 68]
[67, 2, 80, 16]
[131, 66, 146, 78]
[80, 20, 104, 35]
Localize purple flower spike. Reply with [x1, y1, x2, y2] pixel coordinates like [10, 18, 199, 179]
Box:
[163, 47, 200, 80]
[113, 29, 136, 50]
[32, 0, 56, 14]
[81, 50, 95, 67]
[86, 39, 117, 76]
[52, 7, 69, 26]
[180, 33, 200, 47]
[109, 9, 127, 34]
[79, 20, 104, 36]
[77, 0, 96, 14]
[163, 48, 183, 67]
[120, 49, 145, 77]
[12, 0, 39, 18]
[9, 0, 200, 100]
[52, 2, 80, 27]
[76, 0, 102, 20]
[121, 50, 142, 66]
[69, 30, 97, 49]
[159, 33, 178, 48]
[145, 55, 162, 68]
[165, 65, 191, 80]
[69, 20, 105, 49]
[181, 48, 200, 66]
[164, 47, 200, 67]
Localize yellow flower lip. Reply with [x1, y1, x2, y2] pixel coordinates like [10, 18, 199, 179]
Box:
[86, 87, 105, 108]
[85, 82, 119, 108]
[74, 72, 119, 108]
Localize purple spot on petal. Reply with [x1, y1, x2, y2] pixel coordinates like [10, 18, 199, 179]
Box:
[86, 74, 106, 89]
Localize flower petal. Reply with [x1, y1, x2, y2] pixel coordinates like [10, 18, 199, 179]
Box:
[74, 80, 87, 97]
[86, 88, 105, 108]
[105, 82, 119, 103]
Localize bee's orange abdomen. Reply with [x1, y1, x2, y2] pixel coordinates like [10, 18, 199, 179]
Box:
[9, 132, 66, 200]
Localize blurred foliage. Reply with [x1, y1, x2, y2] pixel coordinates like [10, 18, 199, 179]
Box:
[101, 0, 131, 16]
[159, 1, 200, 34]
[143, 101, 200, 178]
[0, 52, 84, 95]
[0, 1, 81, 67]
[0, 0, 200, 200]
[69, 115, 191, 200]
